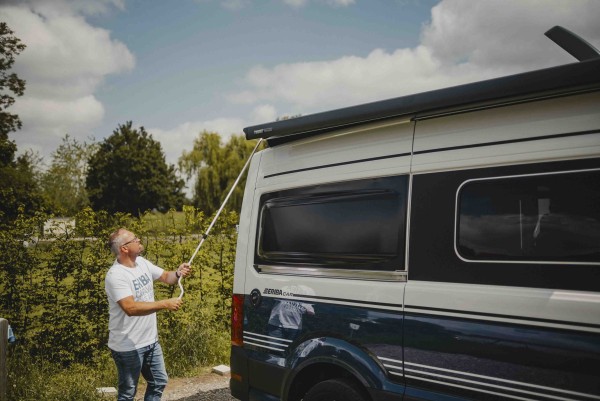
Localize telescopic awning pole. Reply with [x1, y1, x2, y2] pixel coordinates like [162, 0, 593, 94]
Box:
[178, 138, 263, 299]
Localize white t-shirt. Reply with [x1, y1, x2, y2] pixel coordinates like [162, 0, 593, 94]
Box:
[105, 257, 164, 352]
[268, 300, 315, 330]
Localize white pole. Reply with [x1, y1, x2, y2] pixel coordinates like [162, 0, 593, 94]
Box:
[178, 139, 263, 299]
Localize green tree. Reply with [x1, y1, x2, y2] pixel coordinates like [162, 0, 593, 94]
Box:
[0, 22, 45, 227]
[179, 131, 262, 214]
[86, 121, 184, 215]
[40, 135, 97, 215]
[0, 22, 26, 148]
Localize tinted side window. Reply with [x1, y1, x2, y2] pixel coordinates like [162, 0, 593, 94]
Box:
[257, 176, 408, 270]
[457, 170, 600, 263]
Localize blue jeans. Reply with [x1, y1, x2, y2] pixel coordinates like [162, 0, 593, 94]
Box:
[268, 324, 301, 341]
[111, 342, 168, 401]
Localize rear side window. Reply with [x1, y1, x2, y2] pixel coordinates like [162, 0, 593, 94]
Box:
[256, 176, 408, 270]
[457, 169, 600, 264]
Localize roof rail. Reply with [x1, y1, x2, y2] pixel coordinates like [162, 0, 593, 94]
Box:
[545, 26, 600, 62]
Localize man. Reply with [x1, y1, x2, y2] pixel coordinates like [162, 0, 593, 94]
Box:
[105, 228, 191, 401]
[267, 299, 315, 341]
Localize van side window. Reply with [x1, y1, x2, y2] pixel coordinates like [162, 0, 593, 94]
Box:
[256, 176, 408, 270]
[457, 169, 600, 263]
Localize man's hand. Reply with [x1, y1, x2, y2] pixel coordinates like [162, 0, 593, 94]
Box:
[160, 263, 192, 285]
[162, 297, 183, 312]
[177, 263, 191, 278]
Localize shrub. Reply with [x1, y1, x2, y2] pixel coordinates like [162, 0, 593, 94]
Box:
[1, 206, 237, 399]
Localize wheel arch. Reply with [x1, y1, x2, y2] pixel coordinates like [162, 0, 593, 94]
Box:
[281, 337, 388, 401]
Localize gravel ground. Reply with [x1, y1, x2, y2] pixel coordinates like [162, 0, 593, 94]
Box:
[134, 372, 235, 401]
[173, 388, 237, 401]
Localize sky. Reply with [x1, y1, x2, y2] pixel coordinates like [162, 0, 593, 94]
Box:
[1, 0, 600, 182]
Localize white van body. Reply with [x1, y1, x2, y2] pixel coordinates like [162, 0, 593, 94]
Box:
[230, 43, 600, 401]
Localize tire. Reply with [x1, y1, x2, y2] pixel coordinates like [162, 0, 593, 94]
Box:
[303, 378, 368, 401]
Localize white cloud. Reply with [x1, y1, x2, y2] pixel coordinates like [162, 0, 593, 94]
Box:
[220, 0, 250, 10]
[15, 96, 105, 131]
[281, 0, 354, 8]
[148, 117, 249, 197]
[0, 1, 134, 162]
[149, 118, 247, 167]
[12, 0, 126, 17]
[10, 8, 134, 81]
[12, 96, 104, 157]
[252, 105, 278, 124]
[200, 0, 354, 9]
[235, 46, 447, 111]
[325, 0, 355, 6]
[232, 0, 600, 117]
[422, 0, 600, 70]
[147, 105, 280, 175]
[282, 0, 308, 7]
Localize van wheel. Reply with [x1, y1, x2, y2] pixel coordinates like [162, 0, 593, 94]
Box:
[303, 378, 367, 401]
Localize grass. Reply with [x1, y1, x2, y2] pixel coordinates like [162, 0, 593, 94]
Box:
[7, 324, 231, 401]
[7, 347, 117, 401]
[142, 210, 188, 235]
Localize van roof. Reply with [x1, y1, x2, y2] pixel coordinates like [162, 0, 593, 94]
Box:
[244, 57, 600, 147]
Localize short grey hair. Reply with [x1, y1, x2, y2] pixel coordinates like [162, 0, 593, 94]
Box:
[108, 228, 129, 256]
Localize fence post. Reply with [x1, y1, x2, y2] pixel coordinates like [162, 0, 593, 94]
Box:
[0, 318, 7, 401]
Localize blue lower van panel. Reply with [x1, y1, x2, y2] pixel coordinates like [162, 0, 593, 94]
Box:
[404, 313, 600, 400]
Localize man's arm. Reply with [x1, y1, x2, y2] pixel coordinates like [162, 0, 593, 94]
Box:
[117, 296, 182, 316]
[158, 263, 191, 286]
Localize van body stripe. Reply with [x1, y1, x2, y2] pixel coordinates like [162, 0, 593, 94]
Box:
[405, 305, 600, 331]
[263, 129, 599, 179]
[264, 152, 411, 178]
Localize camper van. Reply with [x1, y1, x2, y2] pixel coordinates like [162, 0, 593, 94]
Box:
[229, 27, 600, 401]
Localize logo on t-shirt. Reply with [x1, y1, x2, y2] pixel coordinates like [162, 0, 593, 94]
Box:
[133, 273, 153, 301]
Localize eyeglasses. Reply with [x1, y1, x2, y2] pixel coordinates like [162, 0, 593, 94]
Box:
[121, 237, 141, 247]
